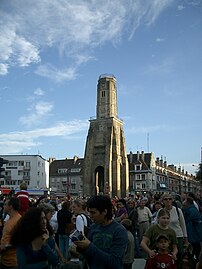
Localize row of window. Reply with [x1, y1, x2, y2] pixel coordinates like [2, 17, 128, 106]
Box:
[7, 161, 44, 167]
[4, 171, 43, 177]
[58, 168, 81, 174]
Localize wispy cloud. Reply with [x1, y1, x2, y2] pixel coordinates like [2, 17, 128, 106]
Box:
[177, 5, 185, 10]
[35, 64, 77, 82]
[34, 88, 45, 96]
[0, 0, 175, 79]
[126, 124, 178, 134]
[0, 120, 89, 155]
[156, 37, 165, 42]
[143, 58, 174, 76]
[19, 101, 54, 127]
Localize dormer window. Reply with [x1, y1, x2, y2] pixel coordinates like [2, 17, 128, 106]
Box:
[135, 164, 141, 170]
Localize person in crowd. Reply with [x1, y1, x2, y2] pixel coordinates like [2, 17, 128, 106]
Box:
[0, 195, 5, 239]
[144, 234, 176, 269]
[140, 208, 178, 261]
[61, 244, 83, 269]
[39, 203, 66, 264]
[137, 198, 152, 243]
[162, 193, 188, 269]
[49, 200, 59, 245]
[0, 197, 21, 269]
[121, 218, 135, 269]
[11, 207, 60, 269]
[74, 194, 128, 269]
[196, 251, 202, 269]
[70, 199, 89, 236]
[57, 200, 73, 260]
[114, 198, 128, 222]
[127, 199, 136, 215]
[187, 192, 200, 211]
[183, 197, 202, 260]
[15, 182, 30, 215]
[128, 199, 142, 258]
[151, 201, 163, 225]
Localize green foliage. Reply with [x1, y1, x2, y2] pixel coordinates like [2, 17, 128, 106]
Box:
[195, 163, 202, 182]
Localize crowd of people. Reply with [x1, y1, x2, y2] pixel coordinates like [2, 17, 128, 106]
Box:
[0, 182, 201, 269]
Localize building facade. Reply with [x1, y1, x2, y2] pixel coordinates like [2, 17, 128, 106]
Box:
[83, 74, 129, 198]
[49, 156, 83, 197]
[0, 155, 49, 194]
[128, 151, 197, 195]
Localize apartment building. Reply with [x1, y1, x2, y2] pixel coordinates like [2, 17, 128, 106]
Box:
[0, 155, 49, 194]
[128, 151, 197, 195]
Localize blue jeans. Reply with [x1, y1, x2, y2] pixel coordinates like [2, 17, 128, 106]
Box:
[59, 234, 69, 259]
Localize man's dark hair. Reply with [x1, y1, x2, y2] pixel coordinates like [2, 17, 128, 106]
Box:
[87, 195, 112, 220]
[7, 197, 20, 211]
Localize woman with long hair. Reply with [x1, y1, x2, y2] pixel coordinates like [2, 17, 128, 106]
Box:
[11, 207, 59, 269]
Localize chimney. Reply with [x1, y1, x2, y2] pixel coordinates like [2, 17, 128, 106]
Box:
[129, 151, 133, 163]
[160, 156, 163, 166]
[141, 151, 144, 161]
[137, 151, 140, 160]
[73, 155, 78, 164]
[49, 157, 56, 163]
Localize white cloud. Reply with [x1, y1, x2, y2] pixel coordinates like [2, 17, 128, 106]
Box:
[34, 88, 45, 96]
[19, 101, 54, 127]
[35, 64, 77, 82]
[0, 120, 89, 155]
[177, 5, 185, 10]
[156, 37, 165, 42]
[0, 0, 175, 78]
[0, 63, 9, 75]
[15, 36, 41, 67]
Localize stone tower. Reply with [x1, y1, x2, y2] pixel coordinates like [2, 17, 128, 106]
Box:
[83, 74, 129, 198]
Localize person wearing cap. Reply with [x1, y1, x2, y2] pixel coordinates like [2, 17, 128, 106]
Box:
[144, 234, 176, 269]
[162, 193, 188, 269]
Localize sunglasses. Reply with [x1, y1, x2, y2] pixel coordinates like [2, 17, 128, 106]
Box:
[163, 198, 172, 201]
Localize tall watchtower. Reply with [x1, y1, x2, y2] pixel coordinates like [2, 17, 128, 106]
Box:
[83, 74, 129, 197]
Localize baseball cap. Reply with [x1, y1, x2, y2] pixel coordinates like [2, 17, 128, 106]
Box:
[156, 234, 169, 242]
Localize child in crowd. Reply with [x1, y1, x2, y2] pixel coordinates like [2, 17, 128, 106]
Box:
[144, 234, 176, 269]
[121, 219, 135, 269]
[61, 245, 83, 269]
[140, 208, 178, 261]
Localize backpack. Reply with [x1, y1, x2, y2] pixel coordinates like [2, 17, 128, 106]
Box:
[80, 213, 93, 236]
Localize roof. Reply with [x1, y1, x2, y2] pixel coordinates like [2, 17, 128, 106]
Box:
[128, 151, 152, 171]
[49, 157, 84, 175]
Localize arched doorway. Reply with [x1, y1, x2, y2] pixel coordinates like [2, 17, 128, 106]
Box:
[95, 166, 104, 194]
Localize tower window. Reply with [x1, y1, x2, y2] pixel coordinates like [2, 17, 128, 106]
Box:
[101, 91, 105, 97]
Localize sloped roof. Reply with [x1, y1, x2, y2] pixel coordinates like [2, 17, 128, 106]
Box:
[49, 157, 84, 175]
[127, 152, 152, 170]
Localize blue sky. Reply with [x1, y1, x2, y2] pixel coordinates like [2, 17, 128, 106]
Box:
[0, 0, 201, 175]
